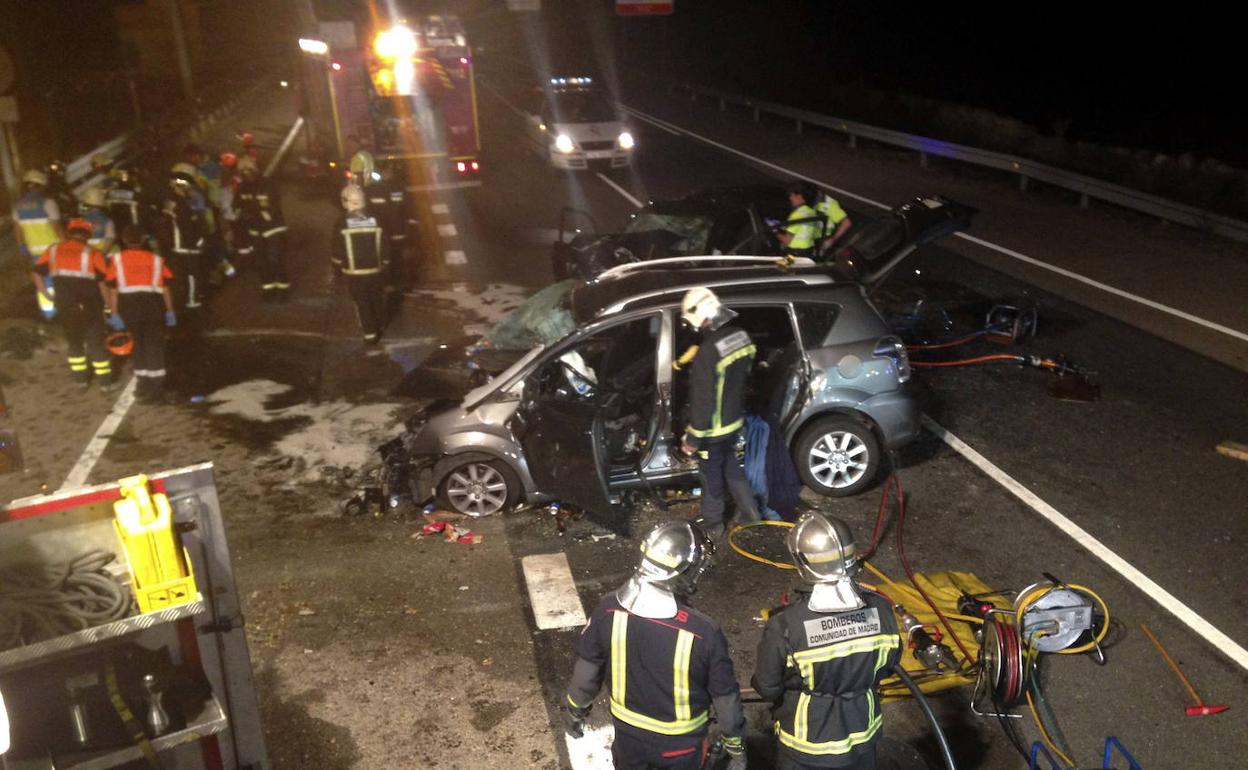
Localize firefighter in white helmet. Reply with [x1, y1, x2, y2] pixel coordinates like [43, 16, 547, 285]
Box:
[565, 520, 747, 770]
[678, 287, 761, 538]
[332, 184, 389, 343]
[752, 513, 901, 769]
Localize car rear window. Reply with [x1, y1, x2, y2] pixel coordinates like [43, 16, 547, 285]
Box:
[794, 302, 839, 348]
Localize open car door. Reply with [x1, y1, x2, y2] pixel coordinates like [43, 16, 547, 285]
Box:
[514, 360, 619, 531]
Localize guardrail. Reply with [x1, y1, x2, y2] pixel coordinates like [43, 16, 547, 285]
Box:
[662, 80, 1248, 245]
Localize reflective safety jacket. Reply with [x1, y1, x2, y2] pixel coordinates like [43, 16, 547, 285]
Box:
[568, 595, 746, 748]
[366, 180, 414, 243]
[331, 212, 387, 276]
[685, 324, 756, 450]
[33, 239, 108, 306]
[235, 178, 287, 239]
[158, 197, 206, 255]
[105, 178, 144, 231]
[784, 203, 821, 252]
[106, 248, 172, 320]
[13, 191, 62, 260]
[815, 195, 847, 234]
[751, 590, 901, 766]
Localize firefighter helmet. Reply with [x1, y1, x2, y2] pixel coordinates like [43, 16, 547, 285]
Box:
[106, 332, 134, 356]
[66, 218, 93, 237]
[341, 184, 365, 212]
[680, 286, 736, 330]
[219, 152, 238, 167]
[46, 160, 66, 178]
[170, 161, 198, 180]
[239, 130, 255, 146]
[786, 511, 860, 584]
[22, 169, 48, 187]
[80, 187, 108, 208]
[617, 520, 715, 609]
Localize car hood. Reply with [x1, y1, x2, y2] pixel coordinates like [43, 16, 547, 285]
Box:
[393, 335, 529, 399]
[551, 121, 625, 142]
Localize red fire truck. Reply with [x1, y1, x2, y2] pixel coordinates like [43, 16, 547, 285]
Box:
[300, 14, 481, 185]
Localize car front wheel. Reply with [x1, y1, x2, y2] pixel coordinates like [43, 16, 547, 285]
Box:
[438, 459, 519, 517]
[794, 416, 880, 497]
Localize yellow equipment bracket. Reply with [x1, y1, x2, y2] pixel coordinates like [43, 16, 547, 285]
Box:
[113, 474, 198, 612]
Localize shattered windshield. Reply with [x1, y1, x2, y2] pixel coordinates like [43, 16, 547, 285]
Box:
[623, 213, 713, 255]
[482, 280, 579, 350]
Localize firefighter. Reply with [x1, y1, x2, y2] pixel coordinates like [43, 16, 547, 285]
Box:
[45, 160, 78, 218]
[101, 163, 147, 235]
[367, 159, 418, 290]
[30, 219, 113, 389]
[565, 520, 748, 770]
[159, 165, 210, 309]
[345, 134, 376, 187]
[678, 287, 760, 538]
[752, 513, 901, 770]
[814, 191, 853, 258]
[78, 187, 117, 255]
[217, 152, 242, 255]
[776, 181, 821, 260]
[239, 130, 259, 163]
[12, 170, 63, 319]
[106, 225, 177, 402]
[332, 184, 388, 344]
[235, 156, 291, 299]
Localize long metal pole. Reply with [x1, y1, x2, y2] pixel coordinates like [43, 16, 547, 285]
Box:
[166, 0, 195, 100]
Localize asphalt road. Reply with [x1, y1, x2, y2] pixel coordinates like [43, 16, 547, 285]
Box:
[1, 41, 1245, 770]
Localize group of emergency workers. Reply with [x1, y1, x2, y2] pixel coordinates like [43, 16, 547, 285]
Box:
[565, 287, 900, 769]
[776, 181, 853, 261]
[9, 130, 286, 399]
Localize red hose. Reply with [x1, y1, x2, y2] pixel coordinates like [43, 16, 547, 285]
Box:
[860, 472, 899, 562]
[905, 331, 985, 351]
[893, 471, 976, 667]
[910, 354, 1024, 368]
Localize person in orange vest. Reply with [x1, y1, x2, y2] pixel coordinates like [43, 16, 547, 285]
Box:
[106, 225, 177, 402]
[30, 219, 114, 389]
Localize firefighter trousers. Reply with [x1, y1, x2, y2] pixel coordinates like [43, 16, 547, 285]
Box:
[58, 299, 110, 383]
[170, 250, 206, 309]
[697, 433, 760, 529]
[252, 230, 290, 295]
[346, 274, 386, 342]
[129, 319, 167, 397]
[611, 727, 708, 770]
[776, 745, 876, 770]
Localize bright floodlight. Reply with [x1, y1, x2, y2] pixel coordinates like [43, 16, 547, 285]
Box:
[375, 25, 418, 60]
[299, 38, 328, 56]
[554, 134, 575, 154]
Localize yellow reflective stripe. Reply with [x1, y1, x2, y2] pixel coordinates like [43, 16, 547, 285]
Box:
[715, 344, 757, 371]
[713, 344, 755, 433]
[641, 541, 682, 569]
[611, 612, 628, 705]
[673, 629, 694, 722]
[684, 418, 743, 440]
[609, 700, 708, 735]
[567, 693, 590, 710]
[778, 712, 883, 755]
[790, 635, 899, 665]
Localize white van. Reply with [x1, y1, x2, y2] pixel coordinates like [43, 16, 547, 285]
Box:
[526, 78, 636, 171]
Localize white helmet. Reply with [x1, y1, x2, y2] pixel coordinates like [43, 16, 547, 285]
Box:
[680, 286, 736, 330]
[80, 187, 108, 208]
[22, 169, 48, 187]
[341, 184, 365, 212]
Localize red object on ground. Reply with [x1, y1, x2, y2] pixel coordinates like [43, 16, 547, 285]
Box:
[1140, 623, 1229, 717]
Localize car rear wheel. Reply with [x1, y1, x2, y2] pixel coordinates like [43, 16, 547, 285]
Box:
[438, 459, 519, 517]
[794, 416, 880, 497]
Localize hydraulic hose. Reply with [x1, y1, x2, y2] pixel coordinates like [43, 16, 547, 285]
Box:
[893, 665, 958, 770]
[910, 353, 1026, 368]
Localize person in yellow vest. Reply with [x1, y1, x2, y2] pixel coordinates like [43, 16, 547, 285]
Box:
[815, 191, 853, 257]
[30, 219, 114, 389]
[12, 169, 63, 319]
[776, 181, 821, 259]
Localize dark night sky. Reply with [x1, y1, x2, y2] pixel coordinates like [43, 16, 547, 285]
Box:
[508, 1, 1242, 165]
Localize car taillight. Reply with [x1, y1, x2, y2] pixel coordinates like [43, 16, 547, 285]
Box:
[873, 336, 910, 383]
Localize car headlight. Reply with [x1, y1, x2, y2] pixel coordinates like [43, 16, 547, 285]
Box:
[554, 134, 576, 154]
[617, 131, 635, 150]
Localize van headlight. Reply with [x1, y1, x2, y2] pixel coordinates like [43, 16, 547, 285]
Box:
[617, 131, 635, 150]
[554, 134, 576, 154]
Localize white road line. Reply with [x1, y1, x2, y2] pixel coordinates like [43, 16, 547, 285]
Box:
[622, 104, 1248, 345]
[437, 223, 459, 237]
[922, 414, 1248, 672]
[59, 378, 138, 491]
[566, 723, 615, 770]
[405, 180, 482, 192]
[444, 250, 467, 265]
[594, 172, 644, 209]
[521, 552, 588, 631]
[431, 203, 450, 215]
